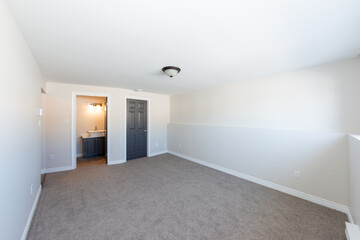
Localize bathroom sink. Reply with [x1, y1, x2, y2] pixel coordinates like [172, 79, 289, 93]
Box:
[88, 130, 106, 137]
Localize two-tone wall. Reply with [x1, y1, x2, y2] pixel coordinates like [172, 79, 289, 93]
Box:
[168, 60, 360, 208]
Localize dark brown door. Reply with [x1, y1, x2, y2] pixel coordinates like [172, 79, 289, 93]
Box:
[127, 99, 147, 160]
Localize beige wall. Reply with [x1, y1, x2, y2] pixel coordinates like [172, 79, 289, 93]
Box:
[0, 0, 43, 239]
[45, 82, 170, 169]
[171, 60, 360, 133]
[76, 96, 106, 156]
[169, 60, 360, 206]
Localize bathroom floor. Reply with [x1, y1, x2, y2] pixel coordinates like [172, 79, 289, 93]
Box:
[77, 156, 106, 167]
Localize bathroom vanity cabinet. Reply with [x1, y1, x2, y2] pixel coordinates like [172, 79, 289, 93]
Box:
[82, 136, 105, 159]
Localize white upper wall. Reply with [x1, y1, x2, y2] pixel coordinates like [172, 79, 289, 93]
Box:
[45, 82, 170, 169]
[5, 0, 360, 94]
[0, 0, 43, 239]
[171, 60, 360, 133]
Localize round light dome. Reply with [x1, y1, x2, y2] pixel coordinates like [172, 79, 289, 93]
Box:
[162, 66, 181, 78]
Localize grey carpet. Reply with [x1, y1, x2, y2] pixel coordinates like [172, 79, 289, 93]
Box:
[27, 154, 347, 240]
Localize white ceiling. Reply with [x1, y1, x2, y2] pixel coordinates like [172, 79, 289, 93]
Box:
[5, 0, 360, 94]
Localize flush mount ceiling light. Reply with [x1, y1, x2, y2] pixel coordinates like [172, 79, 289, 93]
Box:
[162, 66, 181, 78]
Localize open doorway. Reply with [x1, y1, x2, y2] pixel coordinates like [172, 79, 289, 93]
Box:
[75, 95, 107, 167]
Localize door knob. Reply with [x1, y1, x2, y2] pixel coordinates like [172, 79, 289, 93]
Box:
[144, 130, 147, 132]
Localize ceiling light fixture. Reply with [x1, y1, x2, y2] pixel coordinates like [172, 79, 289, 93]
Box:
[87, 103, 103, 112]
[162, 66, 181, 78]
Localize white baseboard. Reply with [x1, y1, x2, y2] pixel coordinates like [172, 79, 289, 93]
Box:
[346, 222, 360, 240]
[40, 169, 46, 174]
[346, 208, 355, 224]
[168, 151, 349, 214]
[42, 166, 72, 174]
[107, 151, 168, 165]
[76, 153, 83, 158]
[21, 185, 41, 240]
[148, 150, 168, 157]
[108, 159, 126, 165]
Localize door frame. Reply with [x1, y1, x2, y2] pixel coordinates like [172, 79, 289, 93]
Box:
[71, 92, 111, 169]
[124, 96, 150, 161]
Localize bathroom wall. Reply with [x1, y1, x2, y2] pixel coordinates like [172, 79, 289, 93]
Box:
[76, 96, 106, 156]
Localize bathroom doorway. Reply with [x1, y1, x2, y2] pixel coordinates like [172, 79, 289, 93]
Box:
[74, 95, 108, 168]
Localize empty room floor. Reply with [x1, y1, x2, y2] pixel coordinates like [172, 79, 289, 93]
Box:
[28, 154, 347, 240]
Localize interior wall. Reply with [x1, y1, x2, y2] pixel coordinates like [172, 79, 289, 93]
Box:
[41, 93, 46, 170]
[348, 135, 360, 224]
[171, 60, 360, 133]
[0, 0, 43, 239]
[76, 96, 106, 156]
[169, 124, 348, 204]
[45, 82, 170, 170]
[169, 60, 360, 206]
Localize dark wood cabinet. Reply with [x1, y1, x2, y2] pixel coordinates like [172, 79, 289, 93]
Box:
[83, 136, 105, 159]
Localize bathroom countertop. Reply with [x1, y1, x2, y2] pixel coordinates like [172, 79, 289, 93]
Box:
[81, 135, 106, 139]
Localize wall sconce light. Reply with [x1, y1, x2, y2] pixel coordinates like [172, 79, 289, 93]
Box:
[87, 103, 103, 112]
[162, 66, 181, 78]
